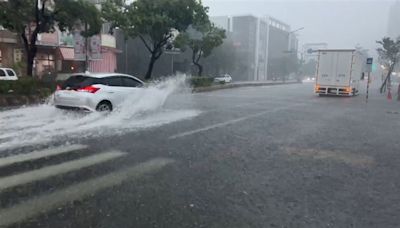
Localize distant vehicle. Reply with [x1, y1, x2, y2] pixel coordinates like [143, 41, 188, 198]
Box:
[54, 73, 144, 112]
[0, 68, 18, 81]
[315, 49, 362, 96]
[303, 77, 315, 82]
[214, 74, 232, 83]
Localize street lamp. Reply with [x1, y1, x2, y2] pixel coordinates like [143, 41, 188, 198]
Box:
[289, 27, 305, 34]
[287, 27, 304, 51]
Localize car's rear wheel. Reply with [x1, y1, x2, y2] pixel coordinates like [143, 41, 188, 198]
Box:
[96, 101, 112, 112]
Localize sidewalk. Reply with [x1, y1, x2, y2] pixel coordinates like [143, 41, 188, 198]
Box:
[193, 80, 301, 93]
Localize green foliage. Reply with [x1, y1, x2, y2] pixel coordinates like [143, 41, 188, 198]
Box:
[377, 37, 400, 93]
[189, 76, 214, 88]
[0, 78, 55, 96]
[377, 37, 400, 67]
[102, 0, 210, 79]
[0, 0, 101, 76]
[0, 0, 101, 37]
[202, 38, 238, 76]
[175, 23, 226, 76]
[12, 61, 27, 76]
[55, 0, 102, 38]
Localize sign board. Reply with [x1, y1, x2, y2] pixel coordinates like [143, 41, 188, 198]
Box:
[74, 31, 86, 60]
[365, 57, 373, 73]
[74, 32, 102, 60]
[90, 35, 102, 60]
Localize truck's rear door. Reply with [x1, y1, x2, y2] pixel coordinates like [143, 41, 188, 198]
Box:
[334, 51, 353, 87]
[317, 51, 336, 86]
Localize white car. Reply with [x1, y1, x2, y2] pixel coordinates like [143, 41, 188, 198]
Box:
[0, 68, 18, 80]
[54, 73, 144, 112]
[214, 74, 232, 83]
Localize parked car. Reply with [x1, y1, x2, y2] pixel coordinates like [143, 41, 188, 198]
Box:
[54, 73, 144, 112]
[0, 68, 18, 80]
[214, 74, 232, 83]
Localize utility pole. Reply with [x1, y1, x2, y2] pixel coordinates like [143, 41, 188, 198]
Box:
[366, 58, 373, 103]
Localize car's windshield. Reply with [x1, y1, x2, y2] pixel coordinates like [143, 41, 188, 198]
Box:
[1, 0, 400, 228]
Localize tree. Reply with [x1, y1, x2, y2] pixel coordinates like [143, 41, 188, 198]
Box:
[102, 0, 209, 80]
[175, 24, 226, 76]
[377, 37, 400, 93]
[0, 0, 101, 77]
[300, 59, 317, 77]
[202, 38, 239, 76]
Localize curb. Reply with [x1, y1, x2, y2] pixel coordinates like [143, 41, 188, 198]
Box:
[0, 94, 48, 108]
[192, 81, 301, 93]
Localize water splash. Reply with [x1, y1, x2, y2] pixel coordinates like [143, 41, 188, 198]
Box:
[0, 75, 199, 151]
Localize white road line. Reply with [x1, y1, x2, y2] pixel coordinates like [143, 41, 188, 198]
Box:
[0, 151, 126, 191]
[0, 144, 88, 168]
[169, 105, 296, 139]
[0, 157, 174, 227]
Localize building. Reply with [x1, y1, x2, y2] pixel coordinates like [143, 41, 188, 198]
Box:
[0, 30, 21, 70]
[115, 30, 192, 79]
[211, 15, 296, 81]
[388, 1, 400, 39]
[265, 16, 292, 81]
[230, 15, 260, 81]
[210, 16, 232, 32]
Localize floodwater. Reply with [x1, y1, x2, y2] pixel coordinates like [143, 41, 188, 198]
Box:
[0, 75, 200, 151]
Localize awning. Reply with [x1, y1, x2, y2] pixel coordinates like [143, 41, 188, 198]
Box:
[58, 47, 75, 61]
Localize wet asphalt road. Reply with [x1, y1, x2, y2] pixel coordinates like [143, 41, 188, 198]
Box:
[1, 82, 400, 228]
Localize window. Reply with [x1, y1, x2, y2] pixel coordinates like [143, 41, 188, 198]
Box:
[14, 49, 23, 63]
[6, 69, 15, 76]
[0, 69, 6, 77]
[62, 75, 95, 89]
[104, 77, 123, 86]
[122, 77, 143, 87]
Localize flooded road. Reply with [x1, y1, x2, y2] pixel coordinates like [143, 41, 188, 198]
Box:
[1, 82, 400, 228]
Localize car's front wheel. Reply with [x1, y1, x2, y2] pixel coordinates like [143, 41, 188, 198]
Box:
[96, 101, 113, 112]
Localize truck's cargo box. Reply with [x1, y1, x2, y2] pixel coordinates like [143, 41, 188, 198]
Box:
[315, 49, 363, 96]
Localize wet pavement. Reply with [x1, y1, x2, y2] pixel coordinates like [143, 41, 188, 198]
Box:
[1, 81, 400, 227]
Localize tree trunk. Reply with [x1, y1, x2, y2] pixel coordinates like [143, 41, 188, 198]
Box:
[21, 26, 39, 77]
[194, 62, 203, 76]
[145, 54, 157, 80]
[192, 50, 203, 76]
[27, 54, 34, 77]
[380, 64, 395, 93]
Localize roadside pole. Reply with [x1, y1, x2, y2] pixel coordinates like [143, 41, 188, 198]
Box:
[366, 72, 370, 103]
[366, 58, 373, 103]
[84, 22, 89, 72]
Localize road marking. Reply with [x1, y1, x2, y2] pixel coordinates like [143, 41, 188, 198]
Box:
[0, 157, 174, 227]
[169, 106, 295, 139]
[0, 144, 88, 168]
[0, 151, 126, 191]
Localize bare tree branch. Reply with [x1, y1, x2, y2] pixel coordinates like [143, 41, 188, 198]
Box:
[138, 35, 153, 53]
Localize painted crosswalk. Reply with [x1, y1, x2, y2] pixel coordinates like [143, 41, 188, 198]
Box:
[0, 144, 88, 168]
[0, 145, 174, 227]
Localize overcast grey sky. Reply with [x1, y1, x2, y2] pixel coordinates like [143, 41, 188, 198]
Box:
[203, 0, 395, 54]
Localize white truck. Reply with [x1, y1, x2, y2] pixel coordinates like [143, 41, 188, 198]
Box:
[315, 49, 363, 96]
